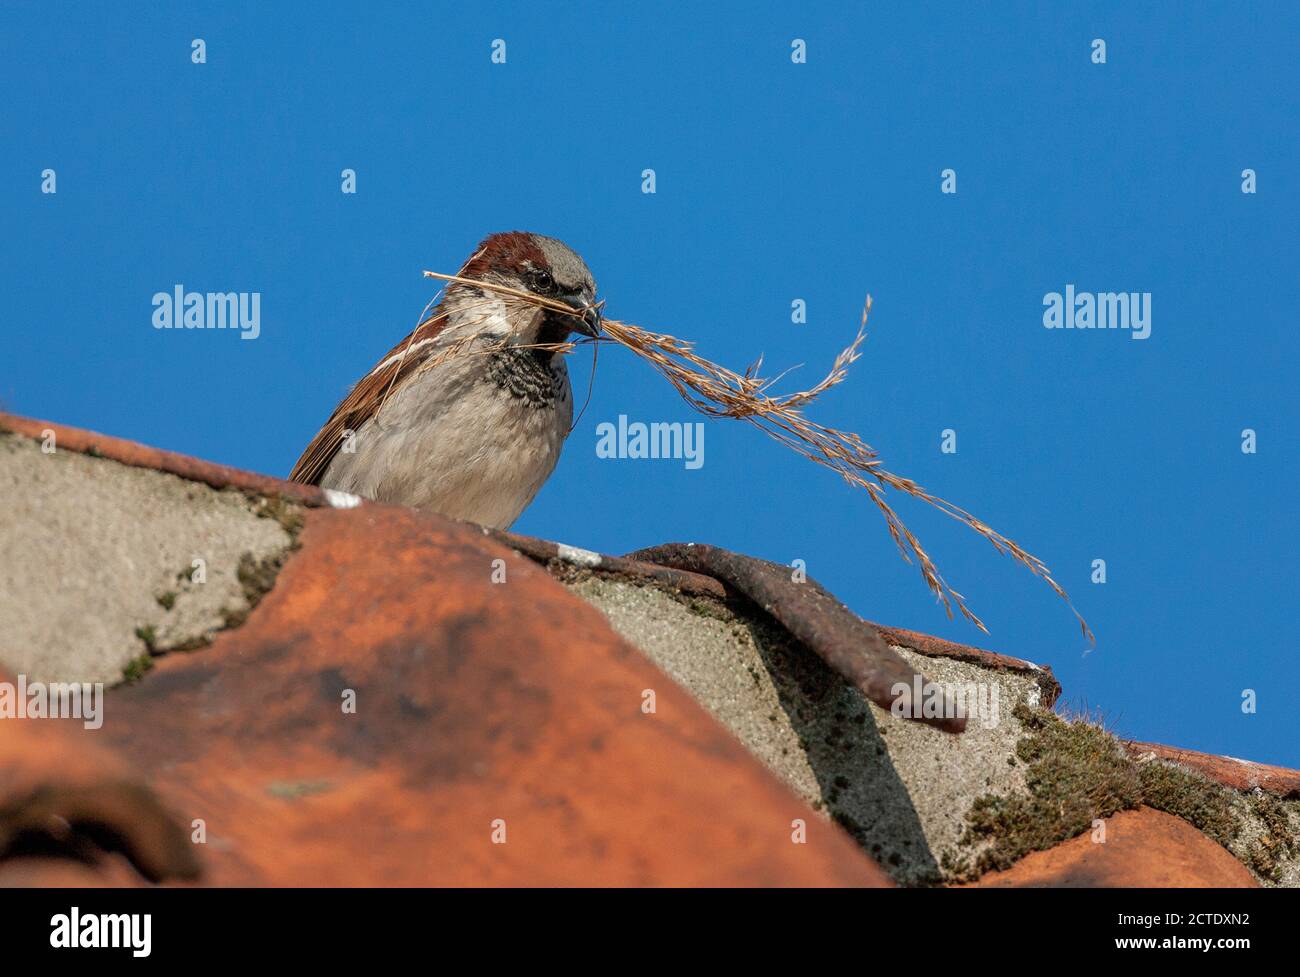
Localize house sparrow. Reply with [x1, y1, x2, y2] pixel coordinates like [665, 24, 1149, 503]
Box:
[290, 231, 600, 528]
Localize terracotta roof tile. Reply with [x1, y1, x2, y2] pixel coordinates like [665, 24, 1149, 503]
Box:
[1127, 741, 1300, 799]
[0, 412, 328, 506]
[0, 665, 199, 884]
[0, 412, 888, 886]
[960, 807, 1260, 887]
[3, 410, 1296, 887]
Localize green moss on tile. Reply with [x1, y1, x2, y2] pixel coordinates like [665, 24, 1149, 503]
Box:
[953, 706, 1299, 887]
[244, 491, 305, 538]
[1244, 792, 1297, 882]
[1138, 759, 1238, 848]
[133, 624, 157, 652]
[121, 653, 154, 684]
[685, 596, 733, 622]
[165, 634, 213, 653]
[954, 702, 1142, 880]
[266, 779, 334, 799]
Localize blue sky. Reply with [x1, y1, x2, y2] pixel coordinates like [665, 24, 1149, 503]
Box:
[4, 3, 1297, 765]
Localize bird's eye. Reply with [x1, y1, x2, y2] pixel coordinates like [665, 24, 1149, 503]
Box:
[530, 270, 554, 292]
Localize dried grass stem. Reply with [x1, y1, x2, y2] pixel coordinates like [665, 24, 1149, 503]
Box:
[421, 270, 1092, 641]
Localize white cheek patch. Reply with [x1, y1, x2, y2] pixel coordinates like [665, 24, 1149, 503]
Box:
[454, 292, 510, 331]
[366, 290, 518, 383]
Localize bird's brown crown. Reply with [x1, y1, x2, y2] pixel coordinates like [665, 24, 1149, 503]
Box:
[459, 231, 596, 301]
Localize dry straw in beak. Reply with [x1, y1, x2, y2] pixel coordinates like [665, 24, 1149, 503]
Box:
[422, 270, 1093, 642]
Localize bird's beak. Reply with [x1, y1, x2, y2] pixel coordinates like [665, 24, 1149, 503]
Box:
[579, 304, 602, 337]
[562, 294, 602, 338]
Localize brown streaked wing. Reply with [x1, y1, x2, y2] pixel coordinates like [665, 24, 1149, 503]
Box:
[288, 313, 449, 485]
